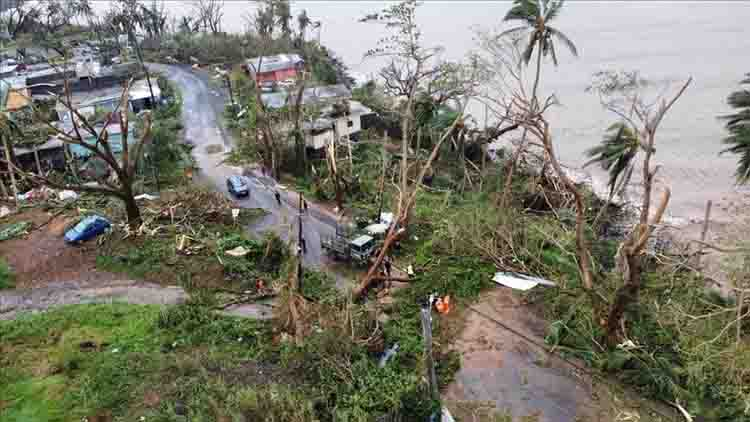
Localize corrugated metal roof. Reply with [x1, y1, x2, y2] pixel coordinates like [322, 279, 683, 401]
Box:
[261, 84, 351, 109]
[246, 54, 304, 74]
[13, 138, 64, 156]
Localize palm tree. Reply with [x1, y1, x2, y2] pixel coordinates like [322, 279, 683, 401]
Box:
[275, 0, 292, 39]
[297, 9, 310, 42]
[585, 122, 639, 197]
[500, 0, 578, 103]
[721, 74, 750, 184]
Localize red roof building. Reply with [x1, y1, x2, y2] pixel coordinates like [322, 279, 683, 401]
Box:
[243, 54, 305, 83]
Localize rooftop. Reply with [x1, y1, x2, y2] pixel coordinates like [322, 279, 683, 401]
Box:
[246, 54, 304, 74]
[14, 138, 64, 157]
[320, 100, 373, 117]
[350, 235, 374, 248]
[55, 79, 161, 111]
[261, 84, 351, 109]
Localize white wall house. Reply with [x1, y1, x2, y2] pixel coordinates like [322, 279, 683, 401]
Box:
[261, 84, 376, 151]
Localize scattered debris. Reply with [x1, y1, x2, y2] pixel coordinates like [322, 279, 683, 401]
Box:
[134, 193, 159, 201]
[0, 206, 11, 218]
[379, 212, 394, 226]
[437, 407, 455, 422]
[17, 187, 56, 202]
[0, 221, 31, 241]
[58, 190, 79, 201]
[378, 343, 399, 367]
[225, 246, 251, 257]
[672, 401, 693, 422]
[435, 295, 452, 314]
[205, 144, 223, 154]
[617, 339, 639, 351]
[406, 265, 415, 276]
[492, 271, 556, 291]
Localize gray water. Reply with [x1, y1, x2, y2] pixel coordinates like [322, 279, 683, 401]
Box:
[96, 1, 750, 221]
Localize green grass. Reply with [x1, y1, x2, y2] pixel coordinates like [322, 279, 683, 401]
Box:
[0, 257, 14, 290]
[0, 303, 271, 421]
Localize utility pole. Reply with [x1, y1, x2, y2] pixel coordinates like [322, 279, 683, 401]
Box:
[297, 193, 304, 289]
[420, 301, 439, 402]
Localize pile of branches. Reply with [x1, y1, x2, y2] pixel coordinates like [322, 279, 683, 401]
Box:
[148, 188, 238, 227]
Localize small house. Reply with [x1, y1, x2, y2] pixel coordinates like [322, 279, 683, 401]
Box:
[55, 79, 161, 123]
[244, 54, 304, 83]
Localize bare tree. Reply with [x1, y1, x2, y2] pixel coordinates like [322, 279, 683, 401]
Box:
[1, 0, 38, 38]
[353, 0, 480, 298]
[10, 81, 153, 227]
[36, 0, 91, 33]
[586, 71, 692, 344]
[139, 0, 168, 38]
[194, 0, 223, 34]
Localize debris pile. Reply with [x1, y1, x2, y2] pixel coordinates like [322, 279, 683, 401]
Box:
[0, 221, 31, 241]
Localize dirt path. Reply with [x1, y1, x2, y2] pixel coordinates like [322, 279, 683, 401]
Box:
[0, 280, 186, 320]
[444, 288, 677, 422]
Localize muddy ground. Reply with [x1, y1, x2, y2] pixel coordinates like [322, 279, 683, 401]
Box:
[444, 288, 677, 422]
[0, 208, 121, 288]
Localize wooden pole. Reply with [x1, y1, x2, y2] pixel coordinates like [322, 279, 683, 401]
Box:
[697, 200, 712, 267]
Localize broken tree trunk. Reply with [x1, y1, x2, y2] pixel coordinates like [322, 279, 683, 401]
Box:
[606, 188, 670, 345]
[3, 137, 18, 203]
[33, 144, 42, 175]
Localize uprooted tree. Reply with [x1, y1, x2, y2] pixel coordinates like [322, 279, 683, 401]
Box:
[10, 80, 153, 228]
[353, 0, 481, 298]
[586, 70, 692, 344]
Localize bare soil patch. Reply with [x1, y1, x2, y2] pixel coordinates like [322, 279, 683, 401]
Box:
[0, 209, 120, 289]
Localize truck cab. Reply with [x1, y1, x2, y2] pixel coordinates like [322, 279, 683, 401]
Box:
[349, 235, 376, 264]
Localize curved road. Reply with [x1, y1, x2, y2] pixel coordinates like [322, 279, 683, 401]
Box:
[151, 64, 339, 269]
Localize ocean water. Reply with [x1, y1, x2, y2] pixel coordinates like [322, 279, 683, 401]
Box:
[96, 1, 750, 220]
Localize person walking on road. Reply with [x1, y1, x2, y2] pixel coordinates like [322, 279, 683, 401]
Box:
[274, 190, 281, 205]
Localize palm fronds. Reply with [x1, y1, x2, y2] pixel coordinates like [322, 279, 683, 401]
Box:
[721, 74, 750, 184]
[547, 26, 578, 57]
[721, 126, 750, 184]
[499, 0, 576, 68]
[544, 0, 565, 21]
[503, 0, 540, 25]
[584, 122, 639, 196]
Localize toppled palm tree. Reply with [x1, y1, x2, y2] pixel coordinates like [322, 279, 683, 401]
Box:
[720, 74, 750, 184]
[500, 0, 578, 102]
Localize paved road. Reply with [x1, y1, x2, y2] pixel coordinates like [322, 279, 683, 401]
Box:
[151, 64, 339, 269]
